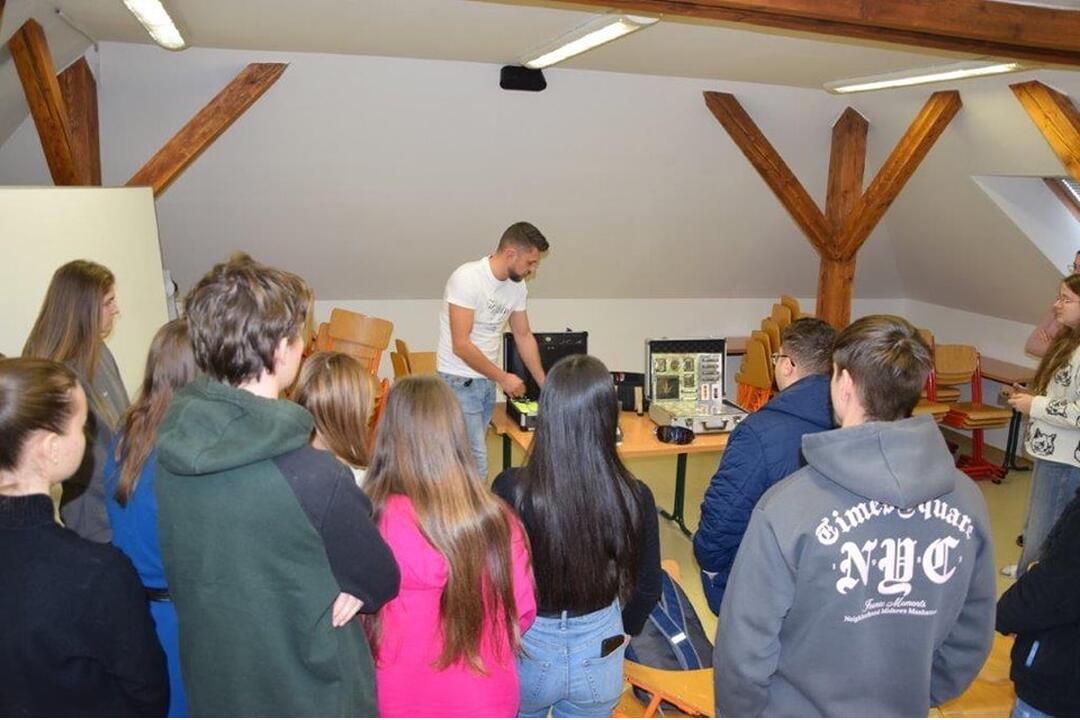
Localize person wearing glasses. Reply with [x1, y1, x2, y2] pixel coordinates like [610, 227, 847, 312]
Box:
[1006, 274, 1080, 579]
[1027, 252, 1080, 358]
[693, 317, 836, 614]
[714, 315, 995, 718]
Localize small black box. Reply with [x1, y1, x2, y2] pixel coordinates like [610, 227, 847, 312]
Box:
[500, 65, 547, 92]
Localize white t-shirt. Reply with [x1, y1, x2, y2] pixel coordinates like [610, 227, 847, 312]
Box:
[437, 256, 528, 378]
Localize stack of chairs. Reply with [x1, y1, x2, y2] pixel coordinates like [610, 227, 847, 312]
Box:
[735, 334, 772, 412]
[938, 344, 1012, 483]
[912, 328, 950, 423]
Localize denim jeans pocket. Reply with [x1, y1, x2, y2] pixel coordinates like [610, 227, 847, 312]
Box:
[580, 640, 626, 706]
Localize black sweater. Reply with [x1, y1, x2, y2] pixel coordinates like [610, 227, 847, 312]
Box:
[492, 469, 662, 635]
[0, 494, 168, 717]
[997, 490, 1080, 718]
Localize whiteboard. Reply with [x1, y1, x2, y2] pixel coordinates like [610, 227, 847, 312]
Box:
[0, 187, 169, 393]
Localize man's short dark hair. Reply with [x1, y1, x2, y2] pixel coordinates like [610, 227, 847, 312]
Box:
[782, 318, 836, 376]
[832, 315, 931, 422]
[497, 221, 549, 253]
[184, 253, 312, 385]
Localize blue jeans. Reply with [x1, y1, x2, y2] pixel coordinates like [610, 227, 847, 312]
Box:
[1017, 459, 1080, 576]
[439, 372, 497, 480]
[1013, 697, 1053, 717]
[517, 602, 625, 718]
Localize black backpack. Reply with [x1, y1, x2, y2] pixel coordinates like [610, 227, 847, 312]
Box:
[625, 570, 713, 706]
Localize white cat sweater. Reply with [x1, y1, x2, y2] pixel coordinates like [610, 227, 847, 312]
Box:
[1026, 345, 1080, 468]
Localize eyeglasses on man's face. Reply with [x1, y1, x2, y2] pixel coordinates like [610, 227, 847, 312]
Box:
[1054, 295, 1080, 306]
[771, 352, 789, 365]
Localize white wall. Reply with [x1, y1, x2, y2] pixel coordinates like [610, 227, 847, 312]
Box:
[974, 175, 1080, 273]
[0, 187, 169, 391]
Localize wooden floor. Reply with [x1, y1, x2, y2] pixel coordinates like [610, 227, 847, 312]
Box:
[486, 433, 1030, 717]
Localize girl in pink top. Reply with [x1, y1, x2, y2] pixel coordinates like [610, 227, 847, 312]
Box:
[364, 376, 536, 717]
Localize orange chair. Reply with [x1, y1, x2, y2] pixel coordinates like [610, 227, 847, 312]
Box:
[770, 303, 793, 333]
[939, 345, 1013, 482]
[367, 377, 391, 449]
[619, 560, 713, 718]
[391, 351, 410, 380]
[760, 318, 781, 363]
[780, 294, 804, 320]
[736, 335, 772, 412]
[394, 338, 437, 377]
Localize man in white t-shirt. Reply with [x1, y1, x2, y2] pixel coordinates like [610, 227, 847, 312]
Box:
[437, 222, 548, 479]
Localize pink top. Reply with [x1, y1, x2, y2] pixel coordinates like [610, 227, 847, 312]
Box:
[374, 494, 536, 717]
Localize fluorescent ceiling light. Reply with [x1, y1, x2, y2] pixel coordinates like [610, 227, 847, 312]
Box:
[123, 0, 186, 51]
[825, 59, 1024, 94]
[523, 13, 658, 70]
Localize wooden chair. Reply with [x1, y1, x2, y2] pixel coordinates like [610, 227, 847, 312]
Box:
[391, 351, 410, 380]
[751, 329, 775, 385]
[394, 338, 437, 377]
[938, 344, 1013, 482]
[770, 303, 793, 333]
[367, 377, 391, 449]
[619, 560, 713, 719]
[736, 335, 772, 412]
[920, 329, 961, 404]
[760, 318, 781, 364]
[319, 309, 393, 375]
[780, 294, 803, 319]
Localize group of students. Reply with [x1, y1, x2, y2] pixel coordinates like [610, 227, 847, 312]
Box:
[0, 253, 660, 718]
[690, 266, 1080, 718]
[3, 251, 1079, 719]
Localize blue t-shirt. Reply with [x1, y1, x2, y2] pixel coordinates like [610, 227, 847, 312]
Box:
[103, 439, 167, 588]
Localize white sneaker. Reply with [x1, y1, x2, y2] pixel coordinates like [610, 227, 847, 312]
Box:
[1001, 564, 1018, 578]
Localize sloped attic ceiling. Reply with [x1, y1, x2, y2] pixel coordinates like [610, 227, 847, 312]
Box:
[0, 0, 1076, 323]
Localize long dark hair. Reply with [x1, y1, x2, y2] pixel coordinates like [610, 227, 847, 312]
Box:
[364, 376, 521, 673]
[1031, 274, 1080, 395]
[512, 354, 643, 611]
[113, 320, 196, 506]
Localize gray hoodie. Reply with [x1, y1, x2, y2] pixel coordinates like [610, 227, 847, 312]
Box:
[714, 414, 996, 717]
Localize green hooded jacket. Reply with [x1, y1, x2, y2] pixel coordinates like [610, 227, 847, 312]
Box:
[155, 377, 391, 716]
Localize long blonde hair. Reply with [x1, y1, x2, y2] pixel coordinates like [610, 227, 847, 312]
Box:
[293, 352, 376, 468]
[1032, 274, 1080, 395]
[113, 320, 197, 506]
[22, 260, 115, 381]
[364, 376, 523, 673]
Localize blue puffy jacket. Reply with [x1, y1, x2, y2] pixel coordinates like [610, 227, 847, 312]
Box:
[693, 373, 833, 613]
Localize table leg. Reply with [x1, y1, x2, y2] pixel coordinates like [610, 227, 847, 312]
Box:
[657, 453, 691, 537]
[502, 433, 512, 471]
[1002, 411, 1029, 472]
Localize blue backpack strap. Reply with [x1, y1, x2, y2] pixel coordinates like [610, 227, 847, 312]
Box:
[648, 572, 704, 670]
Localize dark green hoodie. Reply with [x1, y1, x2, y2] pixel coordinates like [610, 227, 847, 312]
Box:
[155, 377, 399, 716]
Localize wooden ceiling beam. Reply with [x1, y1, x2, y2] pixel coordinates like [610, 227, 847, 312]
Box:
[127, 63, 288, 197]
[1011, 81, 1080, 184]
[562, 0, 1080, 66]
[837, 90, 961, 258]
[8, 19, 83, 186]
[826, 107, 867, 232]
[57, 58, 101, 186]
[818, 107, 868, 326]
[703, 91, 831, 256]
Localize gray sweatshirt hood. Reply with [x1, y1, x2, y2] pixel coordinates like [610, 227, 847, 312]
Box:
[801, 414, 956, 508]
